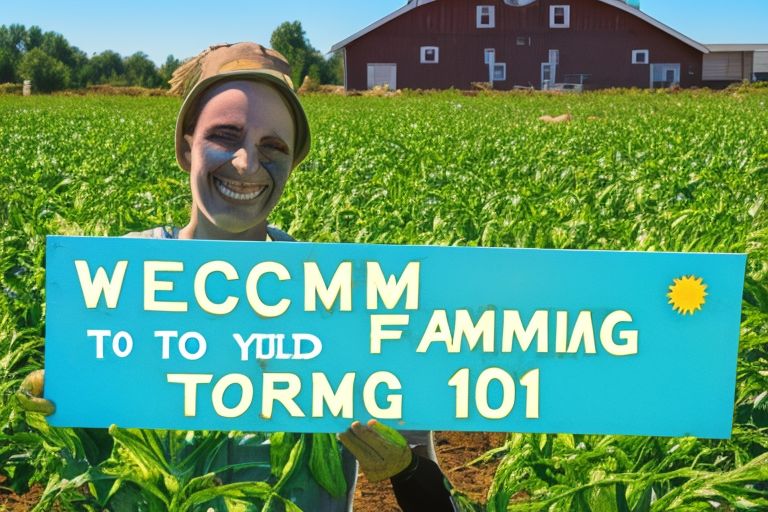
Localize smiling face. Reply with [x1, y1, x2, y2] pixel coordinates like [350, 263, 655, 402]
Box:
[181, 80, 296, 240]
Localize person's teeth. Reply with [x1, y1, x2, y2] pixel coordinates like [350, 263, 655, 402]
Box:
[214, 177, 266, 200]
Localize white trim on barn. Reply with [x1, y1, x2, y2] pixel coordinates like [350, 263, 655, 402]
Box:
[493, 62, 507, 81]
[420, 46, 440, 63]
[599, 0, 707, 53]
[484, 48, 495, 65]
[706, 44, 768, 53]
[541, 62, 554, 89]
[476, 5, 496, 28]
[330, 0, 709, 54]
[485, 49, 496, 82]
[549, 5, 571, 28]
[632, 49, 649, 64]
[650, 63, 680, 88]
[342, 48, 348, 90]
[331, 0, 435, 52]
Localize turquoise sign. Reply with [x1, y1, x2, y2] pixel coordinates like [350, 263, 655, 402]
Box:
[45, 236, 746, 438]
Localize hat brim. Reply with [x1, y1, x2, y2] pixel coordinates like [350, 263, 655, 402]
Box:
[174, 69, 310, 171]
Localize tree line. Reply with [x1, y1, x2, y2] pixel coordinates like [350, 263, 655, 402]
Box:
[0, 21, 341, 93]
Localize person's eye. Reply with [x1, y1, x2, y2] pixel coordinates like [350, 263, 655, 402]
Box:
[261, 138, 290, 154]
[207, 127, 241, 145]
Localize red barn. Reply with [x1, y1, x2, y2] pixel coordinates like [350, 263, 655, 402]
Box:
[330, 0, 711, 90]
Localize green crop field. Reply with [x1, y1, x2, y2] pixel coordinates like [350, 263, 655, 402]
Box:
[1, 88, 767, 511]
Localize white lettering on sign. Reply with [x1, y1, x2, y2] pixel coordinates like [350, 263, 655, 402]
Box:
[232, 333, 322, 360]
[87, 329, 133, 358]
[194, 261, 240, 315]
[366, 262, 420, 310]
[87, 329, 111, 359]
[167, 373, 213, 416]
[155, 331, 207, 360]
[370, 314, 409, 354]
[262, 373, 305, 418]
[418, 309, 637, 356]
[144, 261, 188, 312]
[448, 368, 540, 420]
[75, 260, 128, 309]
[600, 310, 638, 356]
[304, 262, 352, 312]
[212, 373, 254, 418]
[75, 258, 431, 319]
[363, 371, 402, 418]
[245, 262, 291, 317]
[502, 310, 548, 353]
[312, 373, 355, 418]
[166, 372, 403, 420]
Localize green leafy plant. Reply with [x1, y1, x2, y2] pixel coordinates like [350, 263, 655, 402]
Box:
[1, 88, 766, 510]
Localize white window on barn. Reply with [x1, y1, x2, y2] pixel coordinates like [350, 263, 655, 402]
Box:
[493, 63, 507, 81]
[550, 5, 570, 28]
[420, 46, 439, 64]
[632, 49, 649, 64]
[549, 49, 560, 65]
[477, 6, 495, 28]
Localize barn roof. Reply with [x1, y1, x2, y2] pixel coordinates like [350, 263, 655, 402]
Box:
[331, 0, 435, 52]
[706, 44, 768, 53]
[330, 0, 709, 54]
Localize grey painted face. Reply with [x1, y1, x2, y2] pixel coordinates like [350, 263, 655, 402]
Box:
[184, 80, 296, 237]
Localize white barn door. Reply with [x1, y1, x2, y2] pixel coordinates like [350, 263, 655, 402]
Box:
[367, 64, 397, 90]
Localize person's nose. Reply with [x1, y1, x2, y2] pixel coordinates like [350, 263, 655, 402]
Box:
[231, 145, 259, 176]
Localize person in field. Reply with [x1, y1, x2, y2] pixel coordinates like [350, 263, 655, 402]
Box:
[18, 42, 455, 511]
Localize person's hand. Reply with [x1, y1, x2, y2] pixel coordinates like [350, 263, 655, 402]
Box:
[16, 369, 55, 416]
[338, 419, 413, 482]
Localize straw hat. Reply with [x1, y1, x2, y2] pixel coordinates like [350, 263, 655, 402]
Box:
[170, 42, 310, 170]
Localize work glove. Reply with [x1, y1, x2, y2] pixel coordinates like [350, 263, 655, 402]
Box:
[338, 419, 413, 482]
[16, 369, 55, 416]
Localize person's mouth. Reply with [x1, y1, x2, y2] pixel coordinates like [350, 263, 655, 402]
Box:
[213, 176, 268, 201]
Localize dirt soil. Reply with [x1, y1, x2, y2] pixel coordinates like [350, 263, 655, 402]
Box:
[0, 477, 47, 512]
[0, 432, 505, 511]
[353, 431, 506, 511]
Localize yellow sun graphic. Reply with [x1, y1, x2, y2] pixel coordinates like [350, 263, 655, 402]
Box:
[667, 275, 708, 315]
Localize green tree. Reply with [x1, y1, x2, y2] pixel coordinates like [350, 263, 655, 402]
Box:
[0, 24, 27, 80]
[158, 54, 181, 88]
[0, 47, 16, 82]
[40, 32, 76, 67]
[81, 50, 124, 85]
[17, 48, 69, 92]
[270, 20, 310, 88]
[38, 31, 87, 87]
[270, 21, 343, 88]
[24, 25, 43, 52]
[0, 24, 27, 56]
[123, 52, 161, 87]
[323, 51, 344, 85]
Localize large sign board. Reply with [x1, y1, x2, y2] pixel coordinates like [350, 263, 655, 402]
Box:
[45, 236, 746, 438]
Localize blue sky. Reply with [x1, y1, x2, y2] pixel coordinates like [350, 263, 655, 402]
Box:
[2, 1, 767, 65]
